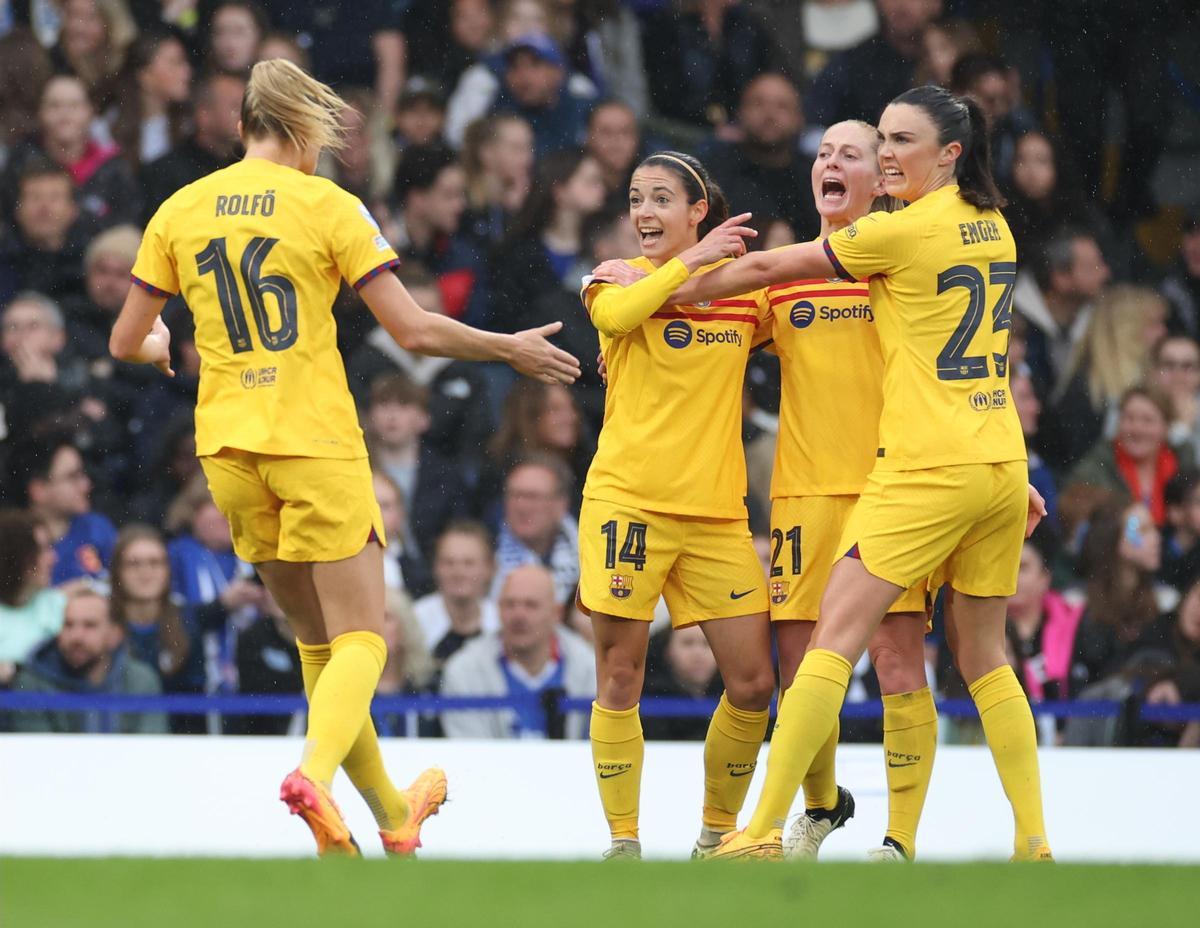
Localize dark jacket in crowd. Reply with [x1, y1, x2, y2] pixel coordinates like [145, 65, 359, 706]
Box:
[9, 639, 166, 734]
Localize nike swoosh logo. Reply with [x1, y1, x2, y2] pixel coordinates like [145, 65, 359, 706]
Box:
[887, 761, 917, 768]
[599, 770, 629, 779]
[729, 769, 755, 777]
[730, 589, 757, 600]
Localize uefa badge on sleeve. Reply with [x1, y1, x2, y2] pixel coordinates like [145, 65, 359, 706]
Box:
[610, 574, 633, 599]
[770, 580, 789, 605]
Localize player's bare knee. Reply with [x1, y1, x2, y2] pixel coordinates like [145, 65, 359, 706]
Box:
[871, 644, 925, 695]
[726, 669, 775, 711]
[598, 659, 644, 709]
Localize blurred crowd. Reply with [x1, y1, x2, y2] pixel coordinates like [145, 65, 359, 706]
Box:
[1, 0, 1199, 747]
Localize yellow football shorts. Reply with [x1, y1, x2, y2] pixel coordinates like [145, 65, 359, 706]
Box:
[578, 497, 769, 627]
[837, 461, 1027, 598]
[769, 495, 928, 621]
[200, 449, 386, 564]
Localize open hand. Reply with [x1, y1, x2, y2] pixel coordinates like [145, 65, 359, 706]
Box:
[510, 322, 582, 384]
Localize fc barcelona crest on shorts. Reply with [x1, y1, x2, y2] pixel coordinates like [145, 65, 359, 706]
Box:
[610, 574, 633, 599]
[770, 580, 789, 605]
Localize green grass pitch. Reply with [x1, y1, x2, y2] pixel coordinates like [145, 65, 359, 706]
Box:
[3, 859, 1198, 928]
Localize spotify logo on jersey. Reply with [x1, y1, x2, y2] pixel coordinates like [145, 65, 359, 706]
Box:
[663, 320, 693, 348]
[790, 301, 816, 329]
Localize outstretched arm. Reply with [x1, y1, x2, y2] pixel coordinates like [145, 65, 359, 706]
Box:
[359, 272, 581, 384]
[670, 240, 836, 305]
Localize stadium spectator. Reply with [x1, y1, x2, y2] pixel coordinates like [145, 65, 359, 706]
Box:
[488, 148, 606, 332]
[140, 72, 245, 220]
[261, 0, 407, 115]
[1151, 335, 1200, 460]
[206, 0, 267, 77]
[365, 373, 467, 566]
[49, 0, 138, 108]
[3, 74, 141, 226]
[1012, 369, 1057, 526]
[805, 0, 942, 131]
[9, 586, 168, 734]
[319, 85, 387, 204]
[701, 72, 820, 241]
[914, 16, 981, 87]
[1063, 387, 1183, 533]
[1041, 286, 1168, 473]
[444, 0, 592, 147]
[372, 588, 436, 736]
[1014, 226, 1111, 404]
[371, 468, 434, 599]
[12, 435, 117, 585]
[413, 520, 499, 665]
[488, 33, 595, 158]
[56, 224, 139, 361]
[440, 564, 594, 738]
[384, 144, 485, 321]
[0, 293, 94, 441]
[798, 0, 879, 80]
[477, 378, 595, 519]
[1161, 472, 1200, 594]
[461, 113, 535, 246]
[490, 455, 579, 608]
[108, 28, 193, 168]
[227, 585, 302, 736]
[584, 99, 641, 199]
[109, 525, 199, 693]
[164, 475, 253, 612]
[254, 32, 308, 69]
[0, 161, 93, 304]
[1006, 533, 1085, 707]
[0, 28, 54, 158]
[640, 0, 777, 130]
[1071, 498, 1166, 693]
[0, 510, 65, 664]
[400, 0, 494, 96]
[395, 78, 449, 150]
[641, 625, 723, 741]
[949, 53, 1034, 184]
[1161, 213, 1200, 339]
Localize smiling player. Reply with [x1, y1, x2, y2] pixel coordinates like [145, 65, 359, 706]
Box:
[580, 151, 773, 860]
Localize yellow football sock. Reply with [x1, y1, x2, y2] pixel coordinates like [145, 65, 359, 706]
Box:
[969, 666, 1050, 859]
[882, 686, 938, 858]
[298, 631, 387, 789]
[802, 717, 840, 811]
[747, 649, 851, 838]
[590, 702, 643, 840]
[702, 692, 769, 832]
[296, 640, 411, 830]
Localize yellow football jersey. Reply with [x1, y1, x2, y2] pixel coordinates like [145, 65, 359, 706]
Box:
[824, 184, 1026, 471]
[766, 262, 880, 497]
[583, 256, 770, 519]
[131, 158, 400, 459]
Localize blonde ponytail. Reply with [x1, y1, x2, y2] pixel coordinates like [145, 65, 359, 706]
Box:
[241, 58, 352, 154]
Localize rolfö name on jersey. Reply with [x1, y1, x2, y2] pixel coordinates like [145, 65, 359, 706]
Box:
[215, 189, 276, 217]
[957, 219, 1003, 245]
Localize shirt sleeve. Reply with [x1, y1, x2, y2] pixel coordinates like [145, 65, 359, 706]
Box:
[751, 288, 774, 349]
[130, 203, 179, 297]
[327, 189, 401, 289]
[824, 209, 917, 283]
[583, 257, 690, 337]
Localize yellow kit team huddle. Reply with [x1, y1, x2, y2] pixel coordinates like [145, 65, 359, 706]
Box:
[113, 58, 1050, 861]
